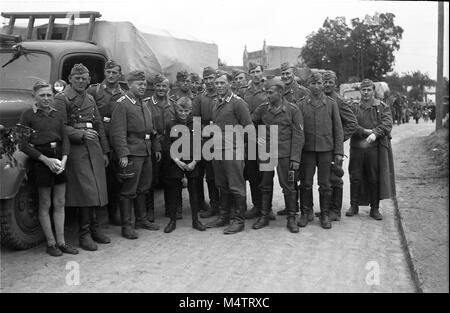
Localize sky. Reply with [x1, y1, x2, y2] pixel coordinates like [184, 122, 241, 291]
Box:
[0, 0, 448, 79]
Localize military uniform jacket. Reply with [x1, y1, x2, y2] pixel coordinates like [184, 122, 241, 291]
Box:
[252, 99, 304, 163]
[298, 93, 344, 155]
[328, 91, 358, 141]
[145, 96, 173, 138]
[170, 89, 195, 102]
[212, 92, 253, 150]
[243, 82, 267, 115]
[110, 92, 161, 159]
[54, 85, 109, 207]
[192, 89, 218, 129]
[87, 80, 125, 140]
[283, 80, 310, 105]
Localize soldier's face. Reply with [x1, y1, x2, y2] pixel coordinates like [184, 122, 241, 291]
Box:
[234, 73, 247, 87]
[33, 86, 54, 109]
[249, 66, 263, 84]
[155, 82, 169, 97]
[178, 78, 192, 92]
[266, 86, 281, 105]
[361, 87, 375, 101]
[323, 79, 336, 95]
[204, 74, 216, 90]
[281, 68, 294, 84]
[192, 80, 202, 91]
[308, 79, 323, 96]
[129, 80, 147, 97]
[105, 66, 121, 84]
[70, 73, 90, 92]
[214, 75, 231, 96]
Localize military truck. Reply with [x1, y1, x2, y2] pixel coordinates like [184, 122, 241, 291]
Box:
[0, 12, 107, 249]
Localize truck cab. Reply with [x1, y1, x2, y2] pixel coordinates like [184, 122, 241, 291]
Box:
[0, 12, 107, 249]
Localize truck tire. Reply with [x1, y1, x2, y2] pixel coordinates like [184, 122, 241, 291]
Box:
[0, 182, 44, 250]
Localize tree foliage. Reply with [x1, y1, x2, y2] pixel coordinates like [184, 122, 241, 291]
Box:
[301, 12, 403, 83]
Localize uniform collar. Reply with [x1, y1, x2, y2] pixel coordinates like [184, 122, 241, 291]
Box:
[268, 99, 287, 115]
[125, 92, 141, 105]
[64, 85, 84, 100]
[33, 105, 57, 115]
[204, 89, 218, 98]
[307, 93, 327, 106]
[101, 80, 123, 95]
[150, 95, 170, 107]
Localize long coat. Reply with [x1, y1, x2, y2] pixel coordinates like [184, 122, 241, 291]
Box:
[54, 85, 109, 207]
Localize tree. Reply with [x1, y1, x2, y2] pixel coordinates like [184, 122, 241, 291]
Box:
[403, 71, 435, 101]
[301, 12, 404, 83]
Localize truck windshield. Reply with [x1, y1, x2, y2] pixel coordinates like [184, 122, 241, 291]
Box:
[0, 52, 51, 90]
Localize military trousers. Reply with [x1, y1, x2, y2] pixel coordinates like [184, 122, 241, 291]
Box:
[212, 154, 246, 198]
[120, 155, 152, 199]
[299, 151, 333, 192]
[259, 157, 297, 195]
[348, 146, 379, 186]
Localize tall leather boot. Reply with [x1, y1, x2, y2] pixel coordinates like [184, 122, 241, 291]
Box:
[79, 207, 98, 251]
[146, 189, 155, 223]
[224, 195, 246, 234]
[200, 179, 220, 218]
[329, 187, 343, 222]
[298, 187, 313, 227]
[206, 189, 230, 228]
[253, 192, 272, 229]
[135, 194, 159, 230]
[244, 183, 262, 219]
[319, 191, 332, 229]
[369, 182, 383, 220]
[346, 182, 360, 217]
[277, 184, 299, 216]
[286, 192, 299, 233]
[188, 178, 206, 231]
[120, 197, 138, 239]
[89, 207, 111, 244]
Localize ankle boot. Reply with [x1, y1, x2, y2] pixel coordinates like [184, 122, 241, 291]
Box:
[369, 182, 382, 220]
[252, 192, 272, 229]
[346, 182, 360, 217]
[319, 191, 332, 229]
[135, 194, 159, 230]
[206, 189, 230, 228]
[90, 207, 111, 244]
[120, 198, 138, 239]
[223, 195, 245, 234]
[164, 219, 177, 233]
[298, 187, 313, 227]
[285, 193, 299, 233]
[78, 207, 98, 251]
[329, 187, 343, 221]
[370, 206, 383, 220]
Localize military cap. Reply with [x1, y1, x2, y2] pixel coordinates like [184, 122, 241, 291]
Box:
[190, 73, 201, 81]
[153, 73, 169, 84]
[248, 62, 262, 72]
[70, 63, 89, 75]
[203, 66, 216, 77]
[280, 62, 295, 72]
[215, 69, 232, 80]
[231, 69, 246, 79]
[126, 70, 146, 82]
[360, 78, 375, 89]
[307, 72, 323, 84]
[264, 77, 284, 90]
[105, 59, 121, 70]
[176, 70, 190, 81]
[323, 70, 337, 81]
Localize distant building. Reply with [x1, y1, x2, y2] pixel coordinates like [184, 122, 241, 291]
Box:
[243, 40, 304, 70]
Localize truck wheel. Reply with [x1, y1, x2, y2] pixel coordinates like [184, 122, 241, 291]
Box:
[1, 182, 44, 250]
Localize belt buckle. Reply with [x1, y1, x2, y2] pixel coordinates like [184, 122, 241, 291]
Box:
[145, 134, 150, 140]
[86, 122, 93, 129]
[103, 117, 111, 123]
[50, 142, 57, 148]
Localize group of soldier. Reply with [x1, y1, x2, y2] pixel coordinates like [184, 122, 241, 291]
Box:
[19, 59, 396, 256]
[390, 94, 436, 125]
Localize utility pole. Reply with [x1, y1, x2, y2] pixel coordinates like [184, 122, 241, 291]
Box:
[436, 2, 444, 130]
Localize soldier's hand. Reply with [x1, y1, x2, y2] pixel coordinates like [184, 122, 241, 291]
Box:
[83, 129, 98, 141]
[174, 158, 186, 171]
[119, 156, 128, 168]
[185, 161, 196, 171]
[290, 161, 299, 171]
[334, 154, 343, 166]
[104, 154, 109, 167]
[155, 152, 162, 162]
[366, 133, 377, 143]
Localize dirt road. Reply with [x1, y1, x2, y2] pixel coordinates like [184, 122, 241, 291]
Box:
[2, 122, 436, 293]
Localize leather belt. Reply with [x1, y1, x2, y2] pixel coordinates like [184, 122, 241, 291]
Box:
[74, 122, 94, 129]
[127, 132, 152, 140]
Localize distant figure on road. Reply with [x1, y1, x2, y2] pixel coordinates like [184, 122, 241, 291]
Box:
[346, 79, 396, 220]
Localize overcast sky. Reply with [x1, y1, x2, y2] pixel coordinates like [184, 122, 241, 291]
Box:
[1, 0, 448, 79]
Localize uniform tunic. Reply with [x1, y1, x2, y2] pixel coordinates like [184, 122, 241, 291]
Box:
[283, 80, 310, 106]
[54, 85, 109, 207]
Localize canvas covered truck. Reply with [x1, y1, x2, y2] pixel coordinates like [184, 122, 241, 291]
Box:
[339, 81, 390, 101]
[0, 11, 218, 249]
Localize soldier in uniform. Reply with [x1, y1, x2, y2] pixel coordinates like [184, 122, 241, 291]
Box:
[145, 74, 175, 222]
[251, 78, 304, 232]
[322, 71, 358, 221]
[87, 60, 125, 226]
[346, 79, 396, 220]
[192, 67, 220, 218]
[231, 68, 248, 98]
[110, 70, 162, 239]
[190, 73, 204, 98]
[241, 62, 270, 221]
[206, 70, 254, 234]
[54, 64, 111, 251]
[170, 70, 195, 102]
[297, 72, 344, 229]
[277, 62, 311, 216]
[161, 96, 207, 233]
